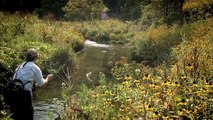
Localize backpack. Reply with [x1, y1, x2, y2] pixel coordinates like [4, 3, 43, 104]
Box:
[7, 79, 26, 92]
[4, 79, 31, 108]
[4, 62, 31, 108]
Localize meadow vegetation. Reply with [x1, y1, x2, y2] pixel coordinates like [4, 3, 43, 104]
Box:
[0, 0, 213, 119]
[64, 17, 213, 119]
[72, 19, 136, 44]
[0, 12, 84, 77]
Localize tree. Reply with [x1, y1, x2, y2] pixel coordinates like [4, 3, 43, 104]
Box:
[183, 0, 213, 23]
[35, 0, 68, 18]
[103, 0, 151, 20]
[0, 0, 41, 12]
[139, 0, 186, 26]
[63, 0, 107, 21]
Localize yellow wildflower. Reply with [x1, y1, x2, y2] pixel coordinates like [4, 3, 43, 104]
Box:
[169, 82, 179, 87]
[110, 91, 115, 96]
[122, 81, 131, 88]
[186, 64, 193, 70]
[154, 111, 161, 117]
[181, 75, 187, 80]
[202, 79, 208, 85]
[149, 84, 155, 88]
[162, 115, 169, 119]
[143, 74, 152, 80]
[91, 93, 99, 98]
[135, 106, 144, 113]
[126, 98, 132, 105]
[124, 74, 132, 81]
[103, 112, 108, 118]
[104, 98, 112, 107]
[134, 79, 140, 83]
[145, 105, 153, 111]
[174, 82, 180, 87]
[192, 83, 199, 88]
[178, 101, 187, 106]
[177, 110, 184, 116]
[119, 106, 125, 112]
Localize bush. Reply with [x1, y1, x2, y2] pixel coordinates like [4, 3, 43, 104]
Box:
[0, 12, 82, 80]
[72, 19, 134, 44]
[171, 18, 213, 80]
[128, 25, 181, 66]
[31, 20, 85, 52]
[63, 0, 107, 21]
[44, 46, 77, 76]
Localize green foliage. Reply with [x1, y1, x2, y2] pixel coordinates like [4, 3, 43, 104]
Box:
[35, 0, 68, 18]
[172, 18, 213, 80]
[76, 84, 91, 112]
[0, 115, 13, 120]
[98, 72, 107, 86]
[128, 25, 182, 66]
[31, 20, 85, 52]
[104, 0, 151, 20]
[129, 18, 213, 68]
[72, 19, 135, 44]
[63, 0, 107, 21]
[183, 0, 213, 24]
[44, 46, 77, 75]
[0, 12, 84, 80]
[139, 4, 164, 29]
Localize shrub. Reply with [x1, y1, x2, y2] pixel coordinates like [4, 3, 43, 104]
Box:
[63, 0, 107, 21]
[128, 25, 181, 66]
[44, 46, 77, 76]
[0, 12, 82, 80]
[72, 19, 134, 44]
[171, 18, 213, 81]
[31, 20, 85, 53]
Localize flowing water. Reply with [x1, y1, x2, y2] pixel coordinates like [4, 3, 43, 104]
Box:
[33, 40, 129, 120]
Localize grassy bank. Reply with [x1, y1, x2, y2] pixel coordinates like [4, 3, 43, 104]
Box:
[65, 18, 213, 119]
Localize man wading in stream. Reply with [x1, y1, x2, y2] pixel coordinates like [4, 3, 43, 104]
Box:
[10, 48, 53, 120]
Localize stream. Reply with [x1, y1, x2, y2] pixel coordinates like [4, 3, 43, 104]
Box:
[33, 40, 129, 120]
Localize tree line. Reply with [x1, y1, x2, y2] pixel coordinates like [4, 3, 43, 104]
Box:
[1, 0, 212, 24]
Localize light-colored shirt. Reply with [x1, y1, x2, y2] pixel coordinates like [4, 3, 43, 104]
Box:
[13, 61, 46, 94]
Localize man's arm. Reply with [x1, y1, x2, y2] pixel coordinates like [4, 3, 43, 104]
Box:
[32, 65, 53, 87]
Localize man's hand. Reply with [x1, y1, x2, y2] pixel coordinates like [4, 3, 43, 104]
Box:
[46, 74, 54, 82]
